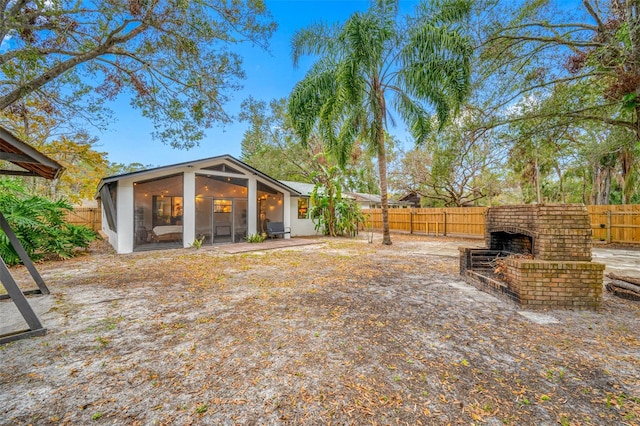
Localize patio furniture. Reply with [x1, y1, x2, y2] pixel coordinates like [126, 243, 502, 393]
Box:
[148, 225, 183, 242]
[266, 222, 291, 239]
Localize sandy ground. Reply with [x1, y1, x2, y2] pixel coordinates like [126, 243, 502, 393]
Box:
[1, 234, 639, 425]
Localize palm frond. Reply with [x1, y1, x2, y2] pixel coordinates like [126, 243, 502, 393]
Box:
[416, 0, 473, 26]
[291, 22, 340, 67]
[392, 92, 434, 145]
[288, 62, 337, 143]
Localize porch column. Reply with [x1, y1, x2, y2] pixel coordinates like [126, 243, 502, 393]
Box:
[117, 182, 134, 254]
[283, 191, 291, 239]
[183, 171, 195, 247]
[247, 178, 257, 236]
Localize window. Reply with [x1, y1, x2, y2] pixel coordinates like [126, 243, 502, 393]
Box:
[213, 199, 232, 213]
[202, 163, 244, 174]
[152, 195, 183, 226]
[298, 198, 309, 219]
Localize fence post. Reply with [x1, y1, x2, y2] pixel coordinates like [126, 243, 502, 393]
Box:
[410, 211, 414, 234]
[443, 211, 447, 236]
[607, 210, 612, 244]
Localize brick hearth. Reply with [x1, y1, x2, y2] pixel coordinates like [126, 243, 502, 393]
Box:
[460, 204, 605, 310]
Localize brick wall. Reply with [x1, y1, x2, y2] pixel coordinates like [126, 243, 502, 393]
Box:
[502, 258, 605, 310]
[485, 204, 592, 261]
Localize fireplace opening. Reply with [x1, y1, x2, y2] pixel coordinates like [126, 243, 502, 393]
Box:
[489, 231, 533, 256]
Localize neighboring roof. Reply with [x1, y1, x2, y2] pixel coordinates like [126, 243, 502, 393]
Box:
[399, 191, 420, 201]
[346, 191, 412, 206]
[280, 180, 315, 196]
[281, 181, 409, 206]
[0, 126, 64, 180]
[347, 192, 382, 204]
[97, 155, 301, 196]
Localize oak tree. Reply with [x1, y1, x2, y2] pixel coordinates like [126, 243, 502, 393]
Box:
[1, 0, 276, 148]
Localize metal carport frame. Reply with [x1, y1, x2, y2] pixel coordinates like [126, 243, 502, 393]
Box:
[0, 126, 64, 344]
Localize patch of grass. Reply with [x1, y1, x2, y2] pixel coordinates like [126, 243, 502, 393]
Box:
[95, 336, 109, 348]
[195, 403, 208, 414]
[558, 367, 566, 380]
[92, 412, 102, 420]
[100, 316, 124, 331]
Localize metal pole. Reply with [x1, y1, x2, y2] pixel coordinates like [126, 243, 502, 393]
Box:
[0, 254, 46, 344]
[0, 210, 49, 295]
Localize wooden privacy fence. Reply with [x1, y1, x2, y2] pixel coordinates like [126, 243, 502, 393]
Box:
[65, 207, 101, 232]
[362, 205, 640, 244]
[587, 204, 640, 244]
[362, 207, 486, 239]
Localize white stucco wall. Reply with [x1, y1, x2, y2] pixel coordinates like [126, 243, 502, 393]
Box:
[289, 197, 319, 237]
[101, 207, 117, 248]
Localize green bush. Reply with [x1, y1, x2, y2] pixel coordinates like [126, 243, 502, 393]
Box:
[0, 178, 99, 265]
[309, 166, 364, 237]
[245, 233, 266, 243]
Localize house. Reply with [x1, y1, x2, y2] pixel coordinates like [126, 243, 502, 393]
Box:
[280, 181, 408, 210]
[345, 192, 412, 209]
[97, 155, 318, 254]
[398, 191, 422, 207]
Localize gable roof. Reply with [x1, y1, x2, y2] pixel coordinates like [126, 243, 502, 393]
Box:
[0, 126, 64, 180]
[97, 155, 300, 195]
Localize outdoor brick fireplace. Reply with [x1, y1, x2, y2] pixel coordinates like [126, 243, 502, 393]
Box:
[460, 204, 605, 310]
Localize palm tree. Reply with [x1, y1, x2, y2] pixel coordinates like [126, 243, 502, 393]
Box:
[288, 0, 473, 245]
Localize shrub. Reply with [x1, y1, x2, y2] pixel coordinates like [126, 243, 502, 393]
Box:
[0, 178, 99, 265]
[245, 233, 266, 243]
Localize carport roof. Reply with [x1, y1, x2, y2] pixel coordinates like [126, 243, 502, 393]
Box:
[0, 126, 63, 180]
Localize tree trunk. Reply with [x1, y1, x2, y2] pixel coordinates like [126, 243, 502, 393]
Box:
[602, 167, 611, 205]
[535, 156, 542, 203]
[554, 165, 565, 203]
[618, 147, 635, 204]
[377, 143, 391, 245]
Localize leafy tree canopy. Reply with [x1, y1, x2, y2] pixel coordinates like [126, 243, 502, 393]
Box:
[239, 96, 381, 193]
[0, 0, 276, 148]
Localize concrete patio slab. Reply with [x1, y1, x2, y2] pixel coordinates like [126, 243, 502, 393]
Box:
[214, 237, 324, 254]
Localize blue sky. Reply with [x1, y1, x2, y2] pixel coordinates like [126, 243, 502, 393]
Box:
[98, 0, 421, 167]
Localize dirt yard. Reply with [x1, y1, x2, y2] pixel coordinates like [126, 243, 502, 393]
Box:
[1, 234, 639, 425]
